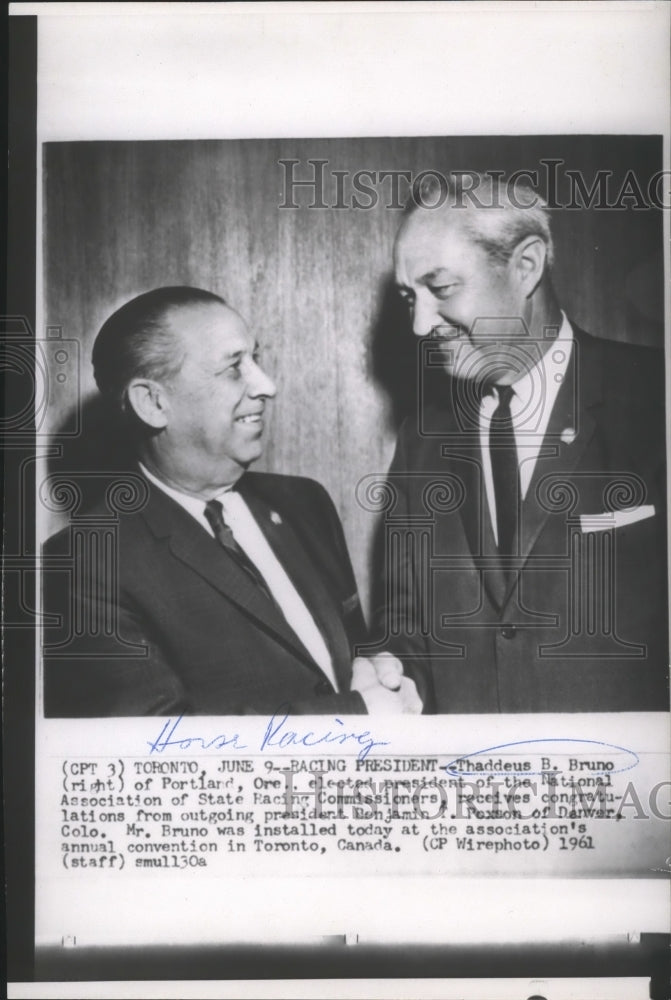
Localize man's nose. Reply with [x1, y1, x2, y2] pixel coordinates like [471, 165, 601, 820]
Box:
[412, 294, 439, 338]
[247, 362, 277, 399]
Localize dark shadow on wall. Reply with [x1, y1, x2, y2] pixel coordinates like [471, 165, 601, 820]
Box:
[368, 272, 450, 433]
[365, 271, 452, 629]
[368, 273, 418, 432]
[366, 274, 417, 627]
[44, 394, 138, 527]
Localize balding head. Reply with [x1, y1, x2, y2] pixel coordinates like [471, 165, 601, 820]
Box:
[93, 288, 277, 495]
[92, 286, 229, 408]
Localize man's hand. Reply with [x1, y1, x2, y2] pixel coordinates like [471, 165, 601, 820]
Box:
[351, 654, 422, 714]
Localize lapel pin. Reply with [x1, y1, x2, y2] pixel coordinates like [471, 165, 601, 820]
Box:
[270, 511, 282, 525]
[560, 427, 577, 445]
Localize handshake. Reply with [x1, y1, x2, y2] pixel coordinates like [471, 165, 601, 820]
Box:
[350, 652, 422, 715]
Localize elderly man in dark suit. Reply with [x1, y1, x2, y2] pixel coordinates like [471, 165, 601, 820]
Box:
[43, 286, 420, 717]
[371, 172, 667, 713]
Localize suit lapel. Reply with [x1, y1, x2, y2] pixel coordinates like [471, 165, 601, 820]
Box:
[140, 484, 323, 669]
[444, 386, 508, 609]
[453, 433, 508, 609]
[500, 327, 603, 607]
[240, 480, 353, 692]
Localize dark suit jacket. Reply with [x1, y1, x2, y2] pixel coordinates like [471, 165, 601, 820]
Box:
[373, 326, 668, 712]
[43, 472, 368, 716]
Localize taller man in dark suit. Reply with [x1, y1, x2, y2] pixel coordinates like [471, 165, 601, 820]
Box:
[43, 287, 420, 717]
[372, 172, 668, 712]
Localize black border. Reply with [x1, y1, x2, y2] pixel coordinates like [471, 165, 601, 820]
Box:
[4, 8, 670, 995]
[5, 11, 37, 986]
[32, 936, 671, 991]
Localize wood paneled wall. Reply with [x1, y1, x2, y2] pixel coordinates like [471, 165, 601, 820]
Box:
[44, 136, 664, 611]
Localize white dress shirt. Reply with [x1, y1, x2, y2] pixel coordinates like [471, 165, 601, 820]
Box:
[479, 313, 573, 545]
[139, 464, 338, 691]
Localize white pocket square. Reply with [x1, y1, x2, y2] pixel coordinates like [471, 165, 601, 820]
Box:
[579, 505, 655, 532]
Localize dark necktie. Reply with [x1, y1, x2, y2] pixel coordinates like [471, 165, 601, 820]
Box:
[489, 384, 519, 563]
[204, 498, 275, 603]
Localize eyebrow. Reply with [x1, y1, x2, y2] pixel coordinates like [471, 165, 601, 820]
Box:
[396, 268, 458, 290]
[213, 342, 260, 365]
[420, 268, 458, 284]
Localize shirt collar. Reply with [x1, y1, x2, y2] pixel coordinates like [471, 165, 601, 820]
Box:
[139, 462, 233, 521]
[505, 311, 573, 422]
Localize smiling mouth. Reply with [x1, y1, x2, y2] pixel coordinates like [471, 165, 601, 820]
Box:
[235, 413, 264, 424]
[430, 326, 465, 341]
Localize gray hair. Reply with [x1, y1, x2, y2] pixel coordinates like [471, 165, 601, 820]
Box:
[405, 170, 554, 268]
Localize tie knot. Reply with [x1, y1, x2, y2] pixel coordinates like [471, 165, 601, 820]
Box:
[204, 498, 226, 530]
[204, 497, 240, 555]
[204, 498, 224, 514]
[494, 384, 515, 408]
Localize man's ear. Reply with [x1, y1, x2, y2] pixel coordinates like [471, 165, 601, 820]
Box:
[125, 378, 170, 429]
[511, 235, 548, 297]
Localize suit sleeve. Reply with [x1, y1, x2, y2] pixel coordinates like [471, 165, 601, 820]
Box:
[286, 479, 369, 714]
[286, 478, 369, 644]
[369, 429, 436, 712]
[42, 535, 189, 718]
[42, 505, 369, 718]
[264, 690, 367, 716]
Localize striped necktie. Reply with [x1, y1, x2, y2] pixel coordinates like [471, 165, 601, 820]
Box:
[204, 498, 276, 603]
